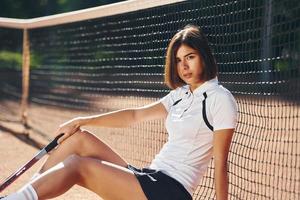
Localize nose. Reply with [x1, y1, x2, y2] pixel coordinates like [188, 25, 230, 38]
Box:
[181, 59, 189, 69]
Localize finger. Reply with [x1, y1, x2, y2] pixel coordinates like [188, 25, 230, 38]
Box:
[56, 125, 79, 144]
[57, 128, 77, 144]
[57, 133, 69, 144]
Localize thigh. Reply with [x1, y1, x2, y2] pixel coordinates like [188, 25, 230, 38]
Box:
[76, 157, 147, 200]
[49, 129, 128, 168]
[76, 129, 128, 166]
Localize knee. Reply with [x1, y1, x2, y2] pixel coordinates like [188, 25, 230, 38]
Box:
[63, 154, 82, 169]
[67, 129, 91, 147]
[63, 154, 86, 180]
[63, 154, 98, 181]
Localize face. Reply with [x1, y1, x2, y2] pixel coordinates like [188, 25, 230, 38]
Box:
[176, 44, 204, 90]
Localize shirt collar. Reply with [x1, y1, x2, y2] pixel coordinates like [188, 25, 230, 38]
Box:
[185, 77, 219, 96]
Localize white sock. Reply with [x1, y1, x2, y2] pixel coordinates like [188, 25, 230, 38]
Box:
[2, 184, 38, 200]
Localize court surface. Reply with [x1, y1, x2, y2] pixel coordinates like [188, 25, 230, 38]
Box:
[0, 129, 101, 200]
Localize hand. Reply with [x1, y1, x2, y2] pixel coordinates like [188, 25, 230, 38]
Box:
[54, 117, 82, 144]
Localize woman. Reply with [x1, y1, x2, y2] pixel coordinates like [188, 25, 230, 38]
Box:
[2, 25, 237, 200]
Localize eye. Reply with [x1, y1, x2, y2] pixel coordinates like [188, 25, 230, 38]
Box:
[176, 58, 181, 63]
[186, 55, 195, 60]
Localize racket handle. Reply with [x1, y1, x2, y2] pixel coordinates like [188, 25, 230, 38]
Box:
[44, 133, 64, 153]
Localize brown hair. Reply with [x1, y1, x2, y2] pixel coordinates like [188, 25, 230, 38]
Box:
[164, 25, 218, 89]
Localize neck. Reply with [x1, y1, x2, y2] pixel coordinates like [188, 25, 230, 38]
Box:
[189, 81, 204, 92]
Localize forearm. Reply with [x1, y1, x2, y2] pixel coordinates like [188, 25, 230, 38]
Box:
[213, 129, 234, 200]
[214, 164, 229, 200]
[75, 108, 136, 128]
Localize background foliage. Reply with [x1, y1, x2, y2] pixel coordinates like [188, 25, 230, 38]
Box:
[0, 0, 123, 18]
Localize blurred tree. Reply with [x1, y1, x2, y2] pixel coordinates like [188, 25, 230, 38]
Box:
[0, 0, 124, 18]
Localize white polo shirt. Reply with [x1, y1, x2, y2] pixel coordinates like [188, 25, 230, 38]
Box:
[149, 77, 238, 195]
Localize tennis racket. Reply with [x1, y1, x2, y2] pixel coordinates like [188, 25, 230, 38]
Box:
[0, 133, 64, 192]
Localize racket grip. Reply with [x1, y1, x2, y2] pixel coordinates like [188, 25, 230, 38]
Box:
[44, 133, 64, 153]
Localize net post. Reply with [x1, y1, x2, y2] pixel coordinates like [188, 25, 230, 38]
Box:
[20, 28, 30, 135]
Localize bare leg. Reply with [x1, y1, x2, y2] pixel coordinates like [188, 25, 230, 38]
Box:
[39, 129, 127, 173]
[32, 155, 147, 200]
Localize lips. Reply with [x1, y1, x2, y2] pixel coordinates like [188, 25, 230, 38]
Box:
[183, 73, 192, 79]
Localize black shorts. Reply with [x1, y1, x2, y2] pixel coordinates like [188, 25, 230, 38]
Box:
[128, 165, 192, 200]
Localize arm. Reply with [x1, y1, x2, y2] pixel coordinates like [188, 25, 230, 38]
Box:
[79, 101, 167, 128]
[56, 101, 167, 143]
[213, 128, 234, 200]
